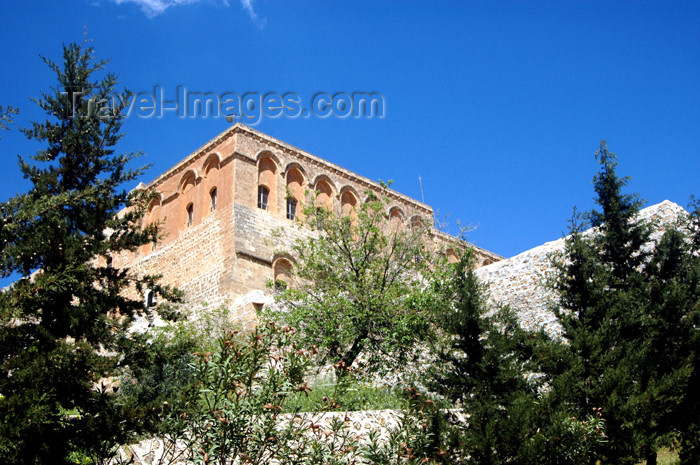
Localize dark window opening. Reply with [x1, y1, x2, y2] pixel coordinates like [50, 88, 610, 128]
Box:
[286, 198, 297, 220]
[210, 187, 217, 211]
[186, 203, 194, 226]
[145, 289, 156, 308]
[258, 186, 269, 210]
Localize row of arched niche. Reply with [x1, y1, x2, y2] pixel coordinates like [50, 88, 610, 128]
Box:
[140, 150, 450, 268]
[143, 151, 425, 231]
[144, 152, 224, 237]
[256, 151, 425, 229]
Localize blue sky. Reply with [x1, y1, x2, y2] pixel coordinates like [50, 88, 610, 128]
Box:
[0, 0, 698, 264]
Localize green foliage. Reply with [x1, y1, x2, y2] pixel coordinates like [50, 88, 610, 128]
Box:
[0, 42, 177, 464]
[518, 404, 607, 465]
[362, 388, 447, 465]
[116, 326, 198, 441]
[547, 142, 700, 465]
[672, 197, 700, 465]
[155, 321, 361, 465]
[286, 377, 408, 412]
[426, 249, 607, 465]
[0, 105, 18, 137]
[266, 186, 444, 377]
[430, 250, 529, 403]
[648, 448, 681, 465]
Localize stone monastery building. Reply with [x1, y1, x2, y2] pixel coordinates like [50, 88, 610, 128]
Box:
[116, 124, 502, 322]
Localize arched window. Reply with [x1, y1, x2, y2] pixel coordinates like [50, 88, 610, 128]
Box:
[179, 171, 196, 194]
[257, 155, 278, 214]
[286, 197, 297, 220]
[179, 170, 198, 232]
[446, 248, 459, 263]
[147, 198, 160, 220]
[203, 153, 221, 176]
[273, 258, 293, 290]
[314, 178, 334, 211]
[285, 165, 306, 220]
[340, 189, 358, 217]
[410, 216, 425, 231]
[186, 203, 194, 227]
[210, 187, 217, 212]
[389, 207, 406, 232]
[258, 186, 269, 210]
[143, 198, 161, 254]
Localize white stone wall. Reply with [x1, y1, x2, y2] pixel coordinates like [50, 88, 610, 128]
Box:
[117, 409, 466, 465]
[475, 200, 688, 336]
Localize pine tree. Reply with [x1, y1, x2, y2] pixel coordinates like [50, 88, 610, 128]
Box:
[662, 197, 700, 465]
[550, 143, 644, 463]
[428, 249, 538, 464]
[588, 143, 651, 284]
[631, 224, 699, 465]
[0, 41, 174, 464]
[550, 142, 699, 464]
[428, 250, 606, 465]
[0, 105, 18, 137]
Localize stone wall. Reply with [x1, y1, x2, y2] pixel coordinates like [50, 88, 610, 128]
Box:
[117, 408, 466, 465]
[474, 200, 687, 336]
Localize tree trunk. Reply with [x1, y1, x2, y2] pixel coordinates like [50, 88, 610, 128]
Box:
[335, 332, 367, 379]
[645, 447, 657, 465]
